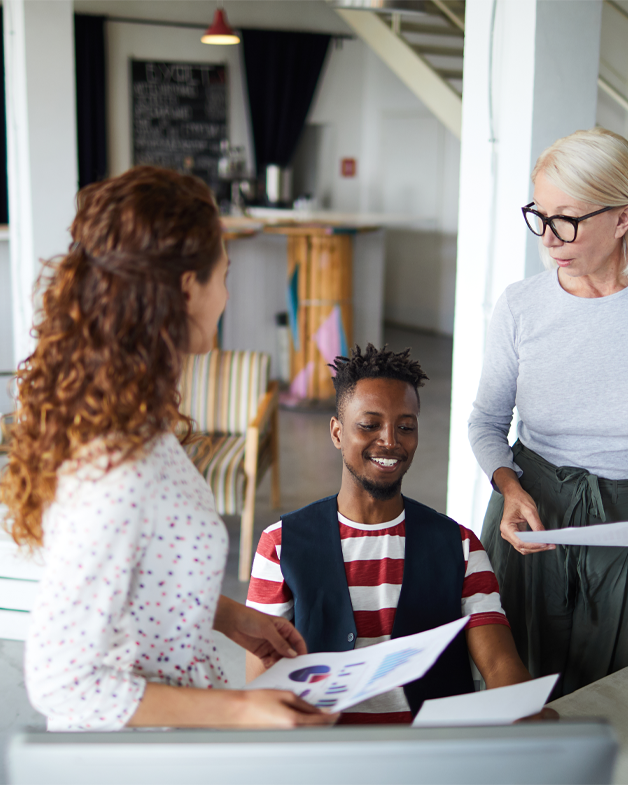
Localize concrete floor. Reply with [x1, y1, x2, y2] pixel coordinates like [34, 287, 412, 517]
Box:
[0, 326, 453, 782]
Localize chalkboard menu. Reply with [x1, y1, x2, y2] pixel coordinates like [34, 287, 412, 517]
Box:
[132, 60, 228, 193]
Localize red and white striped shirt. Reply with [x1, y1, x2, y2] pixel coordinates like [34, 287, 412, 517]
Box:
[246, 509, 509, 724]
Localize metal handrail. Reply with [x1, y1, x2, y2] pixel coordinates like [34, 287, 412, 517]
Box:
[606, 0, 628, 23]
[598, 75, 628, 113]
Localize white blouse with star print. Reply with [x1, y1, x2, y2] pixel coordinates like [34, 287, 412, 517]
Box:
[25, 432, 229, 731]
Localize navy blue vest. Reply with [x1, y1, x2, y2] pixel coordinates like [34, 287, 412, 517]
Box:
[280, 495, 474, 716]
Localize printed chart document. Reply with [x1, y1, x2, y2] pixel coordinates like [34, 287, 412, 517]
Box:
[412, 674, 559, 727]
[247, 616, 469, 713]
[517, 522, 628, 547]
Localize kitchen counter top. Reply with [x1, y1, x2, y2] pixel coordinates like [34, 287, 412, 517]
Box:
[221, 210, 437, 232]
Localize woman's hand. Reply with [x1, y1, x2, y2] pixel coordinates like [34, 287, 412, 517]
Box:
[127, 683, 339, 728]
[227, 690, 338, 728]
[493, 468, 555, 555]
[214, 595, 307, 668]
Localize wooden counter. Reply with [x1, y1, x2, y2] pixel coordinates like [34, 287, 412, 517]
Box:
[220, 216, 385, 403]
[220, 216, 263, 242]
[264, 222, 378, 401]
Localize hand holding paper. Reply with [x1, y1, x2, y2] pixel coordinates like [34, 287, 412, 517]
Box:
[517, 521, 628, 547]
[246, 616, 469, 713]
[412, 674, 559, 727]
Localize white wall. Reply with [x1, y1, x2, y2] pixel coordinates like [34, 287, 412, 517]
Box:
[4, 0, 78, 367]
[0, 240, 12, 371]
[0, 237, 14, 414]
[307, 41, 461, 334]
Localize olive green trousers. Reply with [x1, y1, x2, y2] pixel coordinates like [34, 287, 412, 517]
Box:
[481, 441, 628, 698]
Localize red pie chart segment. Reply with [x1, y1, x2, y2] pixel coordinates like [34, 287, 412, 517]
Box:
[289, 665, 331, 684]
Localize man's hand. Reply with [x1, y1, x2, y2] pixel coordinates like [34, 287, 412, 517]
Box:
[214, 596, 307, 669]
[516, 707, 560, 722]
[467, 625, 558, 722]
[493, 467, 555, 555]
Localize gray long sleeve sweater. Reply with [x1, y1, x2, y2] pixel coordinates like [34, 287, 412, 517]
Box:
[469, 270, 628, 482]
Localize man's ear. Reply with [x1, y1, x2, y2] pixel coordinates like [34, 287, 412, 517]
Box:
[330, 416, 342, 450]
[180, 270, 196, 301]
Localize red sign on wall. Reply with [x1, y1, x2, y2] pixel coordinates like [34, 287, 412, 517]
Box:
[341, 158, 357, 177]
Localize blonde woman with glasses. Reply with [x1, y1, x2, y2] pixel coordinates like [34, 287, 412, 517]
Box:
[469, 127, 628, 699]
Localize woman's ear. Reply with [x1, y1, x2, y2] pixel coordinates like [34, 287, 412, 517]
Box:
[615, 206, 628, 239]
[180, 270, 196, 301]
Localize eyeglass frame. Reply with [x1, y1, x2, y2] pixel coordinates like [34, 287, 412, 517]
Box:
[521, 202, 614, 243]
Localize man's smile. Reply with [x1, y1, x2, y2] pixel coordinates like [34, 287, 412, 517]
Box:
[368, 454, 406, 472]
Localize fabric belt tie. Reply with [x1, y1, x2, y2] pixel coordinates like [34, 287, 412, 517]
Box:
[554, 467, 607, 606]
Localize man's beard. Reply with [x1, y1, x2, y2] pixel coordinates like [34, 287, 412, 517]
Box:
[344, 457, 405, 501]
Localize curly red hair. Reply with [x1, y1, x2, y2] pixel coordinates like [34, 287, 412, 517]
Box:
[1, 166, 223, 547]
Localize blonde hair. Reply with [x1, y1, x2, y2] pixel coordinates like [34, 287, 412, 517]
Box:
[532, 127, 628, 272]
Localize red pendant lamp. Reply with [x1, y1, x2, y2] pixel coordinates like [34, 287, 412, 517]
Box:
[201, 8, 240, 45]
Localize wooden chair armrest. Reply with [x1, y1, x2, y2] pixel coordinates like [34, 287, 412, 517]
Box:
[248, 380, 279, 432]
[1, 412, 15, 445]
[244, 381, 279, 477]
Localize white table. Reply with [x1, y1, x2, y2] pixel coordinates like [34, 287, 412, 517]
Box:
[548, 668, 628, 784]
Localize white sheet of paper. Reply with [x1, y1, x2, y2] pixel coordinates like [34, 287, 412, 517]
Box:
[246, 616, 469, 713]
[412, 673, 559, 727]
[517, 522, 628, 547]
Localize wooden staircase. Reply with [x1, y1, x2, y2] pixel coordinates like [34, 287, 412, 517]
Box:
[333, 1, 628, 137]
[331, 0, 465, 137]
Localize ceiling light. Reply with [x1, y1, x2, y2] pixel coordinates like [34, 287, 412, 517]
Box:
[201, 8, 240, 45]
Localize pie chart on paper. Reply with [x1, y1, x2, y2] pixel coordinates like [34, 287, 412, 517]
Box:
[289, 665, 331, 684]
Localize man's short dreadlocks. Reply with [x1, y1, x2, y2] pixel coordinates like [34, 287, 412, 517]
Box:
[330, 343, 428, 420]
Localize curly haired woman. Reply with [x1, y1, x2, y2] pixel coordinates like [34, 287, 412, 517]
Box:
[1, 166, 335, 731]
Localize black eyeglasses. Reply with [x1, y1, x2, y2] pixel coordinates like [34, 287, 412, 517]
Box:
[521, 202, 614, 243]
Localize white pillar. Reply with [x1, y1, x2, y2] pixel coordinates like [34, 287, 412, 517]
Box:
[3, 0, 78, 367]
[447, 0, 602, 533]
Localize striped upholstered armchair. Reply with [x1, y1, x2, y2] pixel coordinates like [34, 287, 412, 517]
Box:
[179, 350, 280, 581]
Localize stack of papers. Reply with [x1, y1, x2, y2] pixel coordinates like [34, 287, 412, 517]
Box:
[412, 674, 559, 727]
[517, 521, 628, 547]
[247, 616, 469, 713]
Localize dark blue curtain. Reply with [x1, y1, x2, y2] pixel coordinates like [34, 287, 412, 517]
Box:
[74, 14, 107, 189]
[241, 29, 330, 175]
[0, 9, 8, 224]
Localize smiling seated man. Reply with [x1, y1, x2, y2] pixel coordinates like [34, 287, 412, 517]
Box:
[246, 344, 536, 724]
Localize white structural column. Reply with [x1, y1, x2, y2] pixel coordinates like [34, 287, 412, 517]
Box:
[3, 0, 78, 367]
[447, 0, 602, 534]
